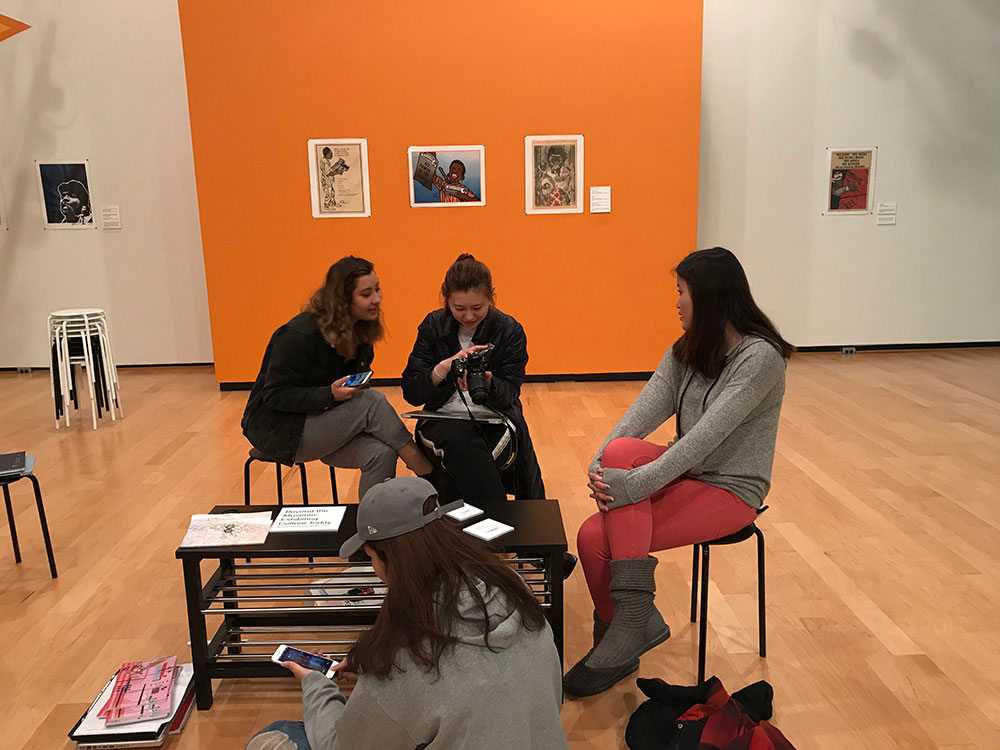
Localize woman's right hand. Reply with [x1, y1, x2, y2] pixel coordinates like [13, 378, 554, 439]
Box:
[588, 469, 613, 513]
[431, 344, 492, 386]
[330, 376, 356, 401]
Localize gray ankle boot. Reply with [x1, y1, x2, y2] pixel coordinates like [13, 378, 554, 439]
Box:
[563, 605, 668, 697]
[584, 556, 670, 671]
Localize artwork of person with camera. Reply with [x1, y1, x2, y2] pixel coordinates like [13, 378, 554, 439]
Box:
[402, 254, 545, 511]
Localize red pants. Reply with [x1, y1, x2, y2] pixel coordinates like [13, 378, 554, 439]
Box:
[578, 437, 757, 622]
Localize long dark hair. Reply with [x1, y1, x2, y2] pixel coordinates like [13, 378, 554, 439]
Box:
[344, 499, 546, 678]
[305, 256, 384, 358]
[672, 247, 793, 378]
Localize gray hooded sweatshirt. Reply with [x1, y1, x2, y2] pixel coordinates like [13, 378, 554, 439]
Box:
[300, 582, 568, 749]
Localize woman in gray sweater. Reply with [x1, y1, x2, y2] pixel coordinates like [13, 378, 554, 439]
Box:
[246, 477, 568, 750]
[563, 247, 794, 697]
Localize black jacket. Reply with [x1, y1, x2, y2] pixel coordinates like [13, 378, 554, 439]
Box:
[241, 312, 373, 465]
[626, 677, 798, 750]
[401, 307, 545, 499]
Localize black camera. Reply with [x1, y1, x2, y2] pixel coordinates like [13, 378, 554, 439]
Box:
[451, 344, 494, 405]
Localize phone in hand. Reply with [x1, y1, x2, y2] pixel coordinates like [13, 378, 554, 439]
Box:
[271, 645, 338, 678]
[343, 370, 373, 388]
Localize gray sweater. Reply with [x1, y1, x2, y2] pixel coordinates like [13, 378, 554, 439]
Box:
[595, 336, 786, 509]
[300, 582, 568, 750]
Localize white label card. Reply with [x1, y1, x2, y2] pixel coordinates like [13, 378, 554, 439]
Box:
[463, 518, 514, 541]
[589, 186, 611, 213]
[101, 204, 122, 229]
[271, 506, 346, 532]
[446, 503, 484, 522]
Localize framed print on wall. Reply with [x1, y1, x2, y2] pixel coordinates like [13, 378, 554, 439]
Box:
[525, 135, 584, 215]
[408, 146, 485, 207]
[35, 160, 97, 229]
[823, 147, 877, 214]
[307, 138, 371, 218]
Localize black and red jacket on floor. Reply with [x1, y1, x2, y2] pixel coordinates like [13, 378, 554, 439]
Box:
[626, 676, 798, 750]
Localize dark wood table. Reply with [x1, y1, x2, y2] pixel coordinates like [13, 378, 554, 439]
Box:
[176, 500, 568, 709]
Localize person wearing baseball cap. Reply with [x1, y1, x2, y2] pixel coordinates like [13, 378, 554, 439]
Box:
[246, 477, 568, 750]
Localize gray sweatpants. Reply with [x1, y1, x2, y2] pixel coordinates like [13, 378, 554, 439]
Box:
[295, 389, 413, 499]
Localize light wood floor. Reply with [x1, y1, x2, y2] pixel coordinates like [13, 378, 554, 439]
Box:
[2, 349, 999, 749]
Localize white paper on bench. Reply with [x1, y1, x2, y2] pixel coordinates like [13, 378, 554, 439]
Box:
[463, 518, 514, 541]
[446, 503, 484, 522]
[271, 506, 346, 532]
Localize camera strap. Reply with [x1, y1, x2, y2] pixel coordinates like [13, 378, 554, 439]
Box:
[455, 387, 520, 497]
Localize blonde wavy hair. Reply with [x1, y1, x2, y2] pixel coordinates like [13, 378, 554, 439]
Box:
[305, 256, 384, 358]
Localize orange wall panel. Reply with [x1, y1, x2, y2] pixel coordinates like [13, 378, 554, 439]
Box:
[177, 1, 703, 383]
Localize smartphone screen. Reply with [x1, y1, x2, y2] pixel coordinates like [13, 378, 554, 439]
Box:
[275, 646, 334, 673]
[344, 371, 372, 388]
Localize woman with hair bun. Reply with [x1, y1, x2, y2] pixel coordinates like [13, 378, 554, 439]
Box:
[401, 254, 545, 509]
[242, 256, 432, 499]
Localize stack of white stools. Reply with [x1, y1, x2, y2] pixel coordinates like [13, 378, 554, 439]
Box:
[48, 309, 124, 429]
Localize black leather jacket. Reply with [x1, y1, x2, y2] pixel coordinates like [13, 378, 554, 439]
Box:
[402, 307, 545, 499]
[242, 312, 373, 465]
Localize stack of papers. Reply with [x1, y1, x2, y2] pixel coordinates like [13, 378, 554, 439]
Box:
[180, 511, 272, 547]
[69, 661, 195, 748]
[100, 657, 177, 726]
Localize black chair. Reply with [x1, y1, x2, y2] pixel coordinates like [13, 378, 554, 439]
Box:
[2, 466, 58, 579]
[689, 506, 767, 684]
[244, 448, 339, 506]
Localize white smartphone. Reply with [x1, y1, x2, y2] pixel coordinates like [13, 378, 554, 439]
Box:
[343, 370, 373, 388]
[271, 644, 338, 678]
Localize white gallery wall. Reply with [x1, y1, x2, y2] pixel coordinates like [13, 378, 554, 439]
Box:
[0, 1, 212, 367]
[698, 0, 1000, 347]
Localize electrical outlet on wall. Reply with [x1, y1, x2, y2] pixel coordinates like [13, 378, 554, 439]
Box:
[841, 347, 856, 355]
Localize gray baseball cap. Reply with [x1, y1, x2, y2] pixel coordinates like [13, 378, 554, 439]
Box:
[338, 477, 463, 558]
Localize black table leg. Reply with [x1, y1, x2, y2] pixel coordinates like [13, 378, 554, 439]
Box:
[3, 485, 20, 563]
[27, 476, 57, 578]
[182, 558, 214, 710]
[549, 549, 564, 667]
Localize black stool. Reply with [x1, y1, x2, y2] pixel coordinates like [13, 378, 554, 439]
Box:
[243, 448, 339, 506]
[2, 470, 58, 579]
[690, 506, 766, 683]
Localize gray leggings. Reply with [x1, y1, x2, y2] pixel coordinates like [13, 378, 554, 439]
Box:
[295, 389, 413, 499]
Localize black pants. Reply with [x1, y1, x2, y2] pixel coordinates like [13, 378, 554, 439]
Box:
[417, 419, 509, 512]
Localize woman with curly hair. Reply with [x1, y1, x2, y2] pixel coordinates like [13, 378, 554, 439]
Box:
[242, 257, 432, 499]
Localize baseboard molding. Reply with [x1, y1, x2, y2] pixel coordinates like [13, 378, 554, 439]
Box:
[217, 371, 655, 391]
[796, 341, 1000, 353]
[0, 362, 213, 373]
[210, 343, 999, 391]
[220, 381, 255, 391]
